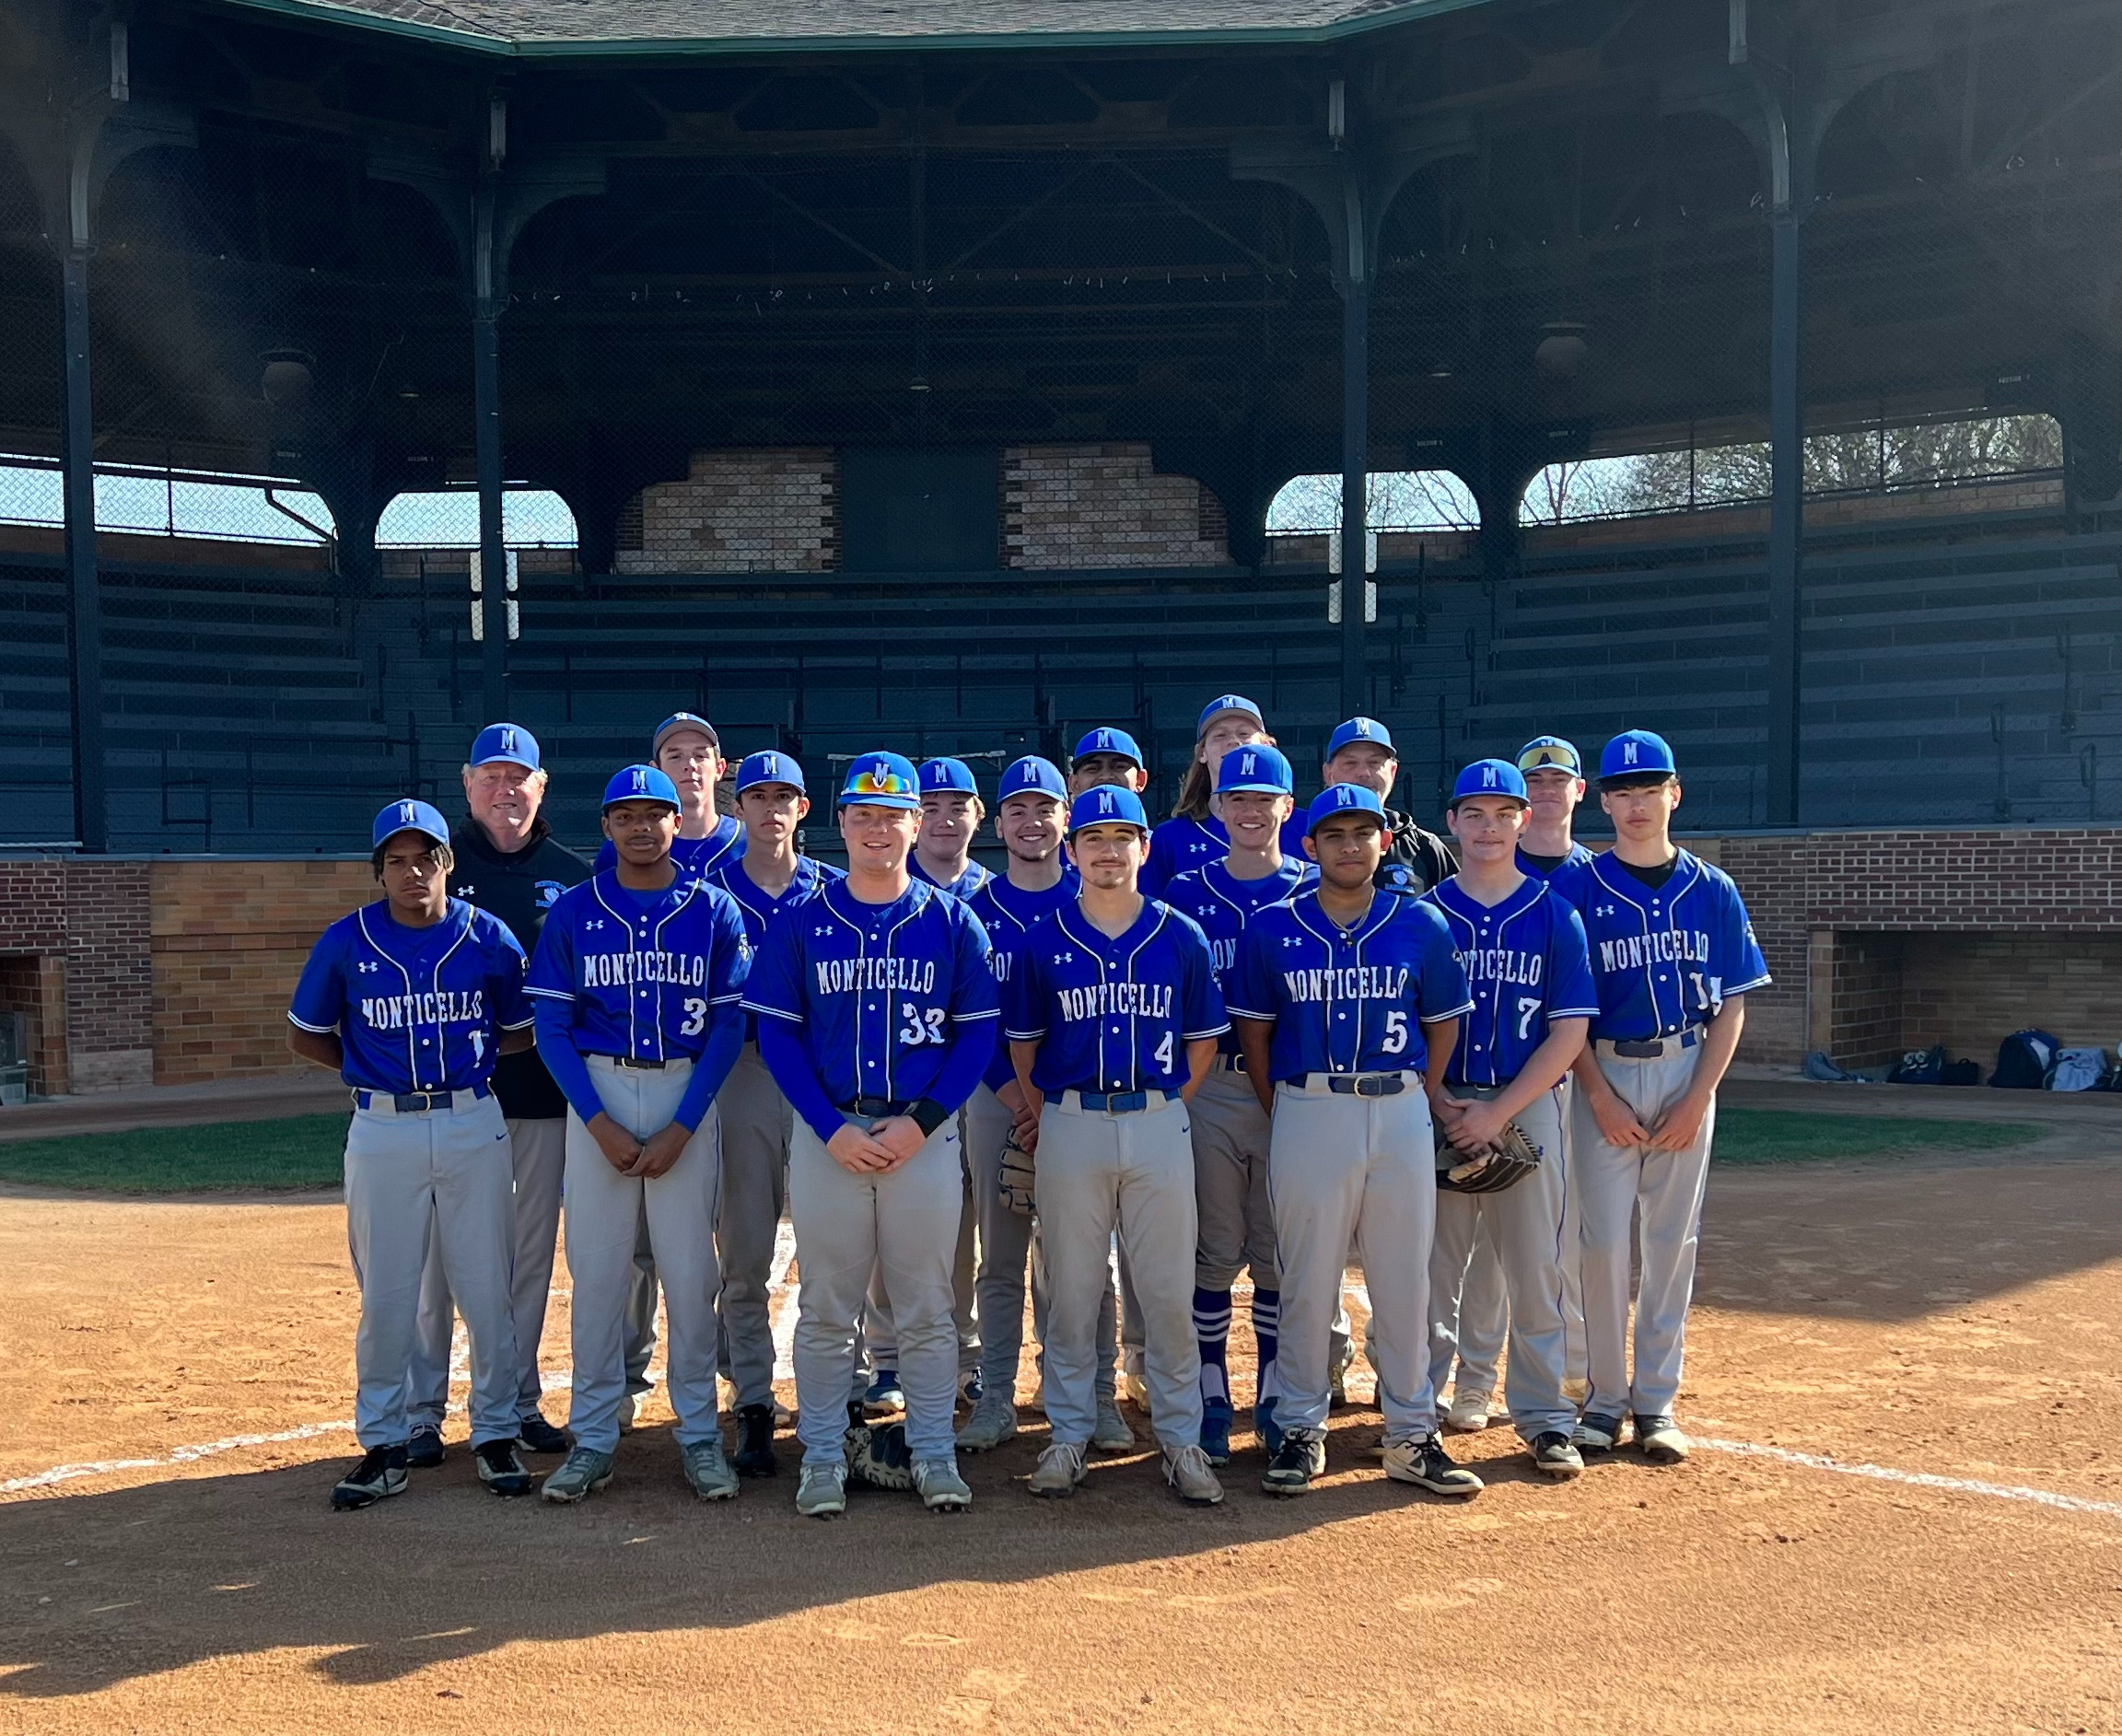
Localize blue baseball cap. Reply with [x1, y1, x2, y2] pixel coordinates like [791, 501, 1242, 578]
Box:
[918, 757, 980, 797]
[1067, 784, 1150, 835]
[469, 723, 539, 771]
[735, 751, 806, 795]
[839, 751, 922, 810]
[371, 798, 450, 850]
[1450, 759, 1529, 807]
[1196, 693, 1265, 737]
[1305, 783, 1388, 834]
[1517, 734, 1582, 777]
[1600, 728, 1678, 783]
[651, 712, 720, 756]
[1073, 726, 1145, 768]
[603, 764, 681, 810]
[998, 756, 1067, 802]
[1216, 742, 1294, 795]
[1326, 717, 1394, 759]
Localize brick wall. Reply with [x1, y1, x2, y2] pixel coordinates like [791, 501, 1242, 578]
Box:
[0, 954, 69, 1096]
[1899, 934, 2120, 1068]
[151, 859, 376, 1087]
[63, 859, 154, 1090]
[615, 449, 838, 575]
[1001, 444, 1230, 570]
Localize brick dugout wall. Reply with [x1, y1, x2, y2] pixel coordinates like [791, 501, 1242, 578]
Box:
[1001, 444, 1230, 570]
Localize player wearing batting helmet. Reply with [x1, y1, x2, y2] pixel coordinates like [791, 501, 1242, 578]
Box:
[1566, 730, 1768, 1467]
[744, 752, 999, 1519]
[529, 765, 752, 1505]
[403, 724, 586, 1469]
[1422, 760, 1598, 1482]
[1005, 785, 1229, 1508]
[290, 800, 536, 1509]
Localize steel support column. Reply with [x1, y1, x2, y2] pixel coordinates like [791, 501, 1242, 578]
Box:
[60, 247, 106, 851]
[473, 294, 507, 726]
[1765, 206, 1803, 825]
[1338, 280, 1370, 717]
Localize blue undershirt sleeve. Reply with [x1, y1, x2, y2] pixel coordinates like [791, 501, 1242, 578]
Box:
[533, 999, 606, 1125]
[672, 1000, 743, 1131]
[922, 1015, 995, 1121]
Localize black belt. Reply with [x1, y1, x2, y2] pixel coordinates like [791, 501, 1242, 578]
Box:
[593, 1054, 668, 1070]
[1216, 1052, 1247, 1073]
[1293, 1073, 1408, 1098]
[841, 1096, 914, 1118]
[1608, 1029, 1701, 1059]
[352, 1082, 491, 1113]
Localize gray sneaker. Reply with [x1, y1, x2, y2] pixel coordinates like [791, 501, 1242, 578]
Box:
[1162, 1442, 1224, 1506]
[954, 1391, 1020, 1453]
[796, 1461, 847, 1519]
[912, 1456, 973, 1511]
[1027, 1440, 1088, 1497]
[1090, 1396, 1137, 1453]
[539, 1446, 615, 1504]
[681, 1437, 740, 1501]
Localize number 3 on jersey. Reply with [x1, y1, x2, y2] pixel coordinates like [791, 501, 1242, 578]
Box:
[682, 997, 706, 1037]
[899, 1002, 947, 1046]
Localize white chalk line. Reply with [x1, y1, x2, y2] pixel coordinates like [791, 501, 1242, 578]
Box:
[8, 1259, 2116, 1523]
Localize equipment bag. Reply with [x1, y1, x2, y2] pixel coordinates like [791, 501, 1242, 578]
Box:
[1990, 1029, 2060, 1089]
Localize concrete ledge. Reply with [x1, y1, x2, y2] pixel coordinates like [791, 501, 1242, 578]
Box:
[0, 1070, 349, 1144]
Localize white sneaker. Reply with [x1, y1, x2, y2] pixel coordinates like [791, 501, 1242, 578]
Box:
[1635, 1415, 1691, 1464]
[1090, 1396, 1137, 1453]
[1120, 1349, 1150, 1412]
[1027, 1441, 1088, 1498]
[1162, 1442, 1224, 1506]
[1443, 1392, 1493, 1433]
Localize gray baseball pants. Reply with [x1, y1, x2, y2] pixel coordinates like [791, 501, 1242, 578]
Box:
[790, 1113, 964, 1467]
[1035, 1091, 1202, 1453]
[344, 1090, 519, 1450]
[1427, 1085, 1576, 1441]
[715, 1041, 791, 1411]
[1268, 1075, 1438, 1441]
[561, 1056, 722, 1455]
[1190, 1066, 1276, 1290]
[407, 1113, 565, 1432]
[1572, 1041, 1717, 1419]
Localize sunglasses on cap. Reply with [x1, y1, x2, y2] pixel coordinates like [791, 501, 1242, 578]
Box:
[1517, 743, 1581, 775]
[845, 765, 916, 799]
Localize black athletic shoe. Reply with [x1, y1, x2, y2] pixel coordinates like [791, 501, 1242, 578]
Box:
[405, 1425, 446, 1469]
[735, 1403, 778, 1478]
[475, 1438, 533, 1497]
[1532, 1431, 1585, 1478]
[1261, 1430, 1326, 1497]
[1570, 1413, 1625, 1454]
[515, 1413, 569, 1455]
[332, 1444, 409, 1510]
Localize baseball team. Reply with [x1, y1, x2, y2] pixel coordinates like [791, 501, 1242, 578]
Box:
[289, 696, 1768, 1516]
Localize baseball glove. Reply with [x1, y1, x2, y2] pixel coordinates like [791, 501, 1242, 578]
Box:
[1434, 1115, 1542, 1194]
[844, 1418, 916, 1491]
[997, 1124, 1036, 1218]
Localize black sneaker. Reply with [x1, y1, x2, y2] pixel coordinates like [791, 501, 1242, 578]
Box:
[515, 1413, 569, 1455]
[405, 1425, 446, 1469]
[1570, 1413, 1625, 1454]
[1261, 1430, 1326, 1497]
[734, 1403, 778, 1477]
[1382, 1433, 1484, 1497]
[475, 1438, 533, 1497]
[332, 1444, 409, 1510]
[1532, 1431, 1585, 1478]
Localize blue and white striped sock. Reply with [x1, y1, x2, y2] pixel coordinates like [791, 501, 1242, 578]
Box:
[1252, 1287, 1281, 1408]
[1194, 1286, 1231, 1408]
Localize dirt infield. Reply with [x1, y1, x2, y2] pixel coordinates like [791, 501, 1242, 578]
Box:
[1, 1152, 2116, 1734]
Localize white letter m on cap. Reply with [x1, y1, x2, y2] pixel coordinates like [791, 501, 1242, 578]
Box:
[1098, 790, 1114, 813]
[1624, 740, 1639, 765]
[399, 801, 416, 825]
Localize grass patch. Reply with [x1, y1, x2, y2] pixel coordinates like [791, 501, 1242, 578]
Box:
[1713, 1108, 2046, 1165]
[0, 1114, 349, 1194]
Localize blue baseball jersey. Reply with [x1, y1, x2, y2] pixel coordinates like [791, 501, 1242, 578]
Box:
[911, 856, 992, 900]
[742, 878, 998, 1106]
[711, 853, 845, 948]
[1575, 849, 1770, 1041]
[1230, 891, 1474, 1082]
[1142, 813, 1312, 898]
[966, 868, 1079, 1090]
[593, 814, 746, 883]
[524, 872, 752, 1063]
[1003, 900, 1229, 1095]
[1421, 877, 1599, 1088]
[1519, 841, 1596, 886]
[1160, 859, 1314, 1055]
[288, 900, 530, 1095]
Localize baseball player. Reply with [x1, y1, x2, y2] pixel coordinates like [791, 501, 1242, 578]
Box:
[709, 751, 845, 1478]
[527, 765, 752, 1504]
[1160, 742, 1312, 1464]
[743, 751, 999, 1519]
[1568, 729, 1768, 1464]
[912, 757, 993, 898]
[1429, 732, 1598, 1429]
[402, 723, 588, 1465]
[1230, 784, 1482, 1498]
[956, 755, 1137, 1454]
[1004, 784, 1228, 1507]
[1320, 716, 1457, 896]
[1062, 728, 1155, 1413]
[1144, 694, 1309, 897]
[289, 800, 535, 1509]
[1422, 759, 1598, 1479]
[589, 712, 746, 1424]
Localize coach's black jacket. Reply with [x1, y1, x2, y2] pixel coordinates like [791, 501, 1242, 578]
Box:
[448, 817, 591, 1121]
[1379, 810, 1457, 899]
